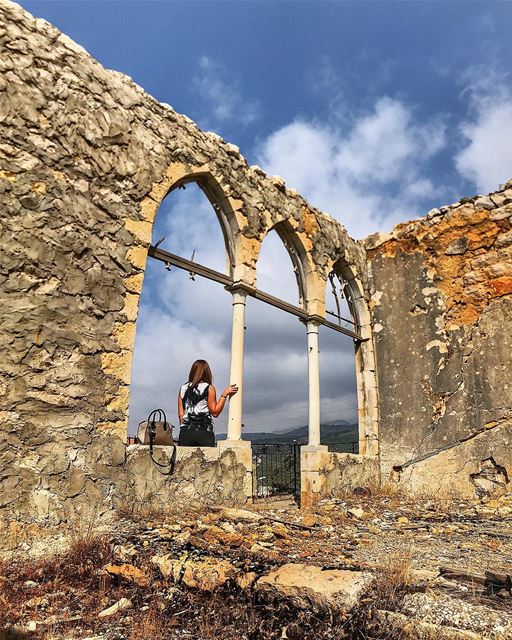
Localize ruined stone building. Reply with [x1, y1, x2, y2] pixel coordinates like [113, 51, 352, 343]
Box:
[1, 0, 511, 525]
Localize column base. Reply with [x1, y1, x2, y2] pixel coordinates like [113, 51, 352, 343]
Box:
[218, 439, 253, 500]
[218, 439, 252, 451]
[301, 444, 328, 452]
[300, 444, 329, 508]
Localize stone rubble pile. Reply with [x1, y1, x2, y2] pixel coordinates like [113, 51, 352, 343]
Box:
[3, 492, 511, 639]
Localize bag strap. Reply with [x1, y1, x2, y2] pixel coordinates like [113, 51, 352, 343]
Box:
[150, 443, 177, 476]
[146, 408, 176, 476]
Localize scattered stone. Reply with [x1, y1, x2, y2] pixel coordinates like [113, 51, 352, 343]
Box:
[250, 542, 274, 553]
[180, 556, 238, 591]
[301, 514, 318, 528]
[98, 597, 132, 618]
[113, 543, 138, 562]
[348, 507, 365, 520]
[256, 563, 373, 613]
[374, 609, 482, 639]
[411, 569, 439, 584]
[25, 595, 49, 608]
[236, 571, 258, 590]
[152, 553, 238, 591]
[221, 508, 262, 522]
[103, 563, 148, 587]
[401, 592, 512, 637]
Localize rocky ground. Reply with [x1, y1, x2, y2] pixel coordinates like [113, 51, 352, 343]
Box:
[1, 490, 511, 639]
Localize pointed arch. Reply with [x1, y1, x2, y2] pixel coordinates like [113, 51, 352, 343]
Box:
[119, 164, 242, 437]
[255, 219, 317, 311]
[329, 257, 379, 457]
[142, 163, 243, 278]
[166, 171, 238, 276]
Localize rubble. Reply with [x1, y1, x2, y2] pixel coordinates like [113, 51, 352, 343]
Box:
[256, 563, 374, 613]
[97, 597, 132, 618]
[103, 563, 148, 587]
[2, 493, 510, 638]
[401, 592, 512, 638]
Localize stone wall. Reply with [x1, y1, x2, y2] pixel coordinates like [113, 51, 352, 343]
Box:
[24, 444, 250, 526]
[366, 187, 512, 497]
[301, 448, 380, 506]
[0, 0, 372, 524]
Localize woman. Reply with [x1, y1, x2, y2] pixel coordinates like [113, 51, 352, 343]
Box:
[178, 359, 238, 447]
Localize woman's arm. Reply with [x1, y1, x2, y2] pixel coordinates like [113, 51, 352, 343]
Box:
[208, 384, 238, 418]
[178, 391, 184, 424]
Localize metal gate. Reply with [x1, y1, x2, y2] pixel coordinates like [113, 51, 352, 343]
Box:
[252, 442, 300, 498]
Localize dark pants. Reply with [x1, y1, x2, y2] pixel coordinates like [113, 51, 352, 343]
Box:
[178, 429, 215, 447]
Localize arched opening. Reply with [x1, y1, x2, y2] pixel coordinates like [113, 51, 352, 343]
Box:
[243, 225, 309, 440]
[127, 180, 234, 438]
[323, 259, 379, 456]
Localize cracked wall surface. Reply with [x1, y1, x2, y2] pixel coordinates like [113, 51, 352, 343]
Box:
[366, 188, 512, 497]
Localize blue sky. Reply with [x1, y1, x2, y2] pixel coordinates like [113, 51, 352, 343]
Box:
[21, 1, 512, 434]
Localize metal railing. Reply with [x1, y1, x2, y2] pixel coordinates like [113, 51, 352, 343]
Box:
[148, 245, 364, 340]
[326, 441, 359, 454]
[252, 442, 300, 498]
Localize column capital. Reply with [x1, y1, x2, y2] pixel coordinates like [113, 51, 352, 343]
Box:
[299, 315, 322, 330]
[225, 281, 253, 296]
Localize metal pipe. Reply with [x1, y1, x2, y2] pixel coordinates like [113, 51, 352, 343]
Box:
[325, 309, 356, 326]
[148, 245, 364, 340]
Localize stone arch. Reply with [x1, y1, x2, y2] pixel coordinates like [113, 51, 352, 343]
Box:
[252, 218, 323, 312]
[141, 162, 242, 276]
[328, 257, 379, 457]
[110, 163, 244, 437]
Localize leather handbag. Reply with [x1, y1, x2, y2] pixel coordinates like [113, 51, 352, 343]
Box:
[137, 408, 174, 446]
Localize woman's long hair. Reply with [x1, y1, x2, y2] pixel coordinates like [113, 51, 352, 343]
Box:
[188, 359, 213, 386]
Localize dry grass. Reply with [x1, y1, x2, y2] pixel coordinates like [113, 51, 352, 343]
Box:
[0, 530, 113, 632]
[372, 547, 414, 611]
[128, 603, 169, 640]
[116, 495, 211, 527]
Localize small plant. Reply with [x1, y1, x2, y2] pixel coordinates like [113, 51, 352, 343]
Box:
[129, 603, 168, 640]
[372, 547, 414, 611]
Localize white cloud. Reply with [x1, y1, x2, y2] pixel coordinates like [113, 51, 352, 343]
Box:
[192, 56, 260, 132]
[455, 72, 512, 193]
[256, 97, 446, 238]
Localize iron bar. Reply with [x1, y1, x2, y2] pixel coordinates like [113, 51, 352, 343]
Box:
[149, 245, 232, 287]
[252, 442, 300, 498]
[325, 309, 356, 326]
[148, 245, 363, 340]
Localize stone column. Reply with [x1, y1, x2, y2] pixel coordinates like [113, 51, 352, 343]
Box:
[226, 288, 247, 441]
[300, 318, 328, 507]
[306, 319, 321, 446]
[219, 287, 252, 499]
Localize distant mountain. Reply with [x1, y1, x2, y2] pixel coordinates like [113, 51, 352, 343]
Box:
[278, 418, 350, 434]
[216, 421, 358, 445]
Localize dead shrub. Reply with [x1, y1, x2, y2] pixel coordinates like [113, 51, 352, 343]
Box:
[129, 603, 168, 640]
[372, 547, 414, 611]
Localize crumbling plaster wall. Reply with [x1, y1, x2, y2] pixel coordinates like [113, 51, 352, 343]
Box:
[0, 1, 371, 523]
[366, 188, 512, 497]
[301, 450, 380, 506]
